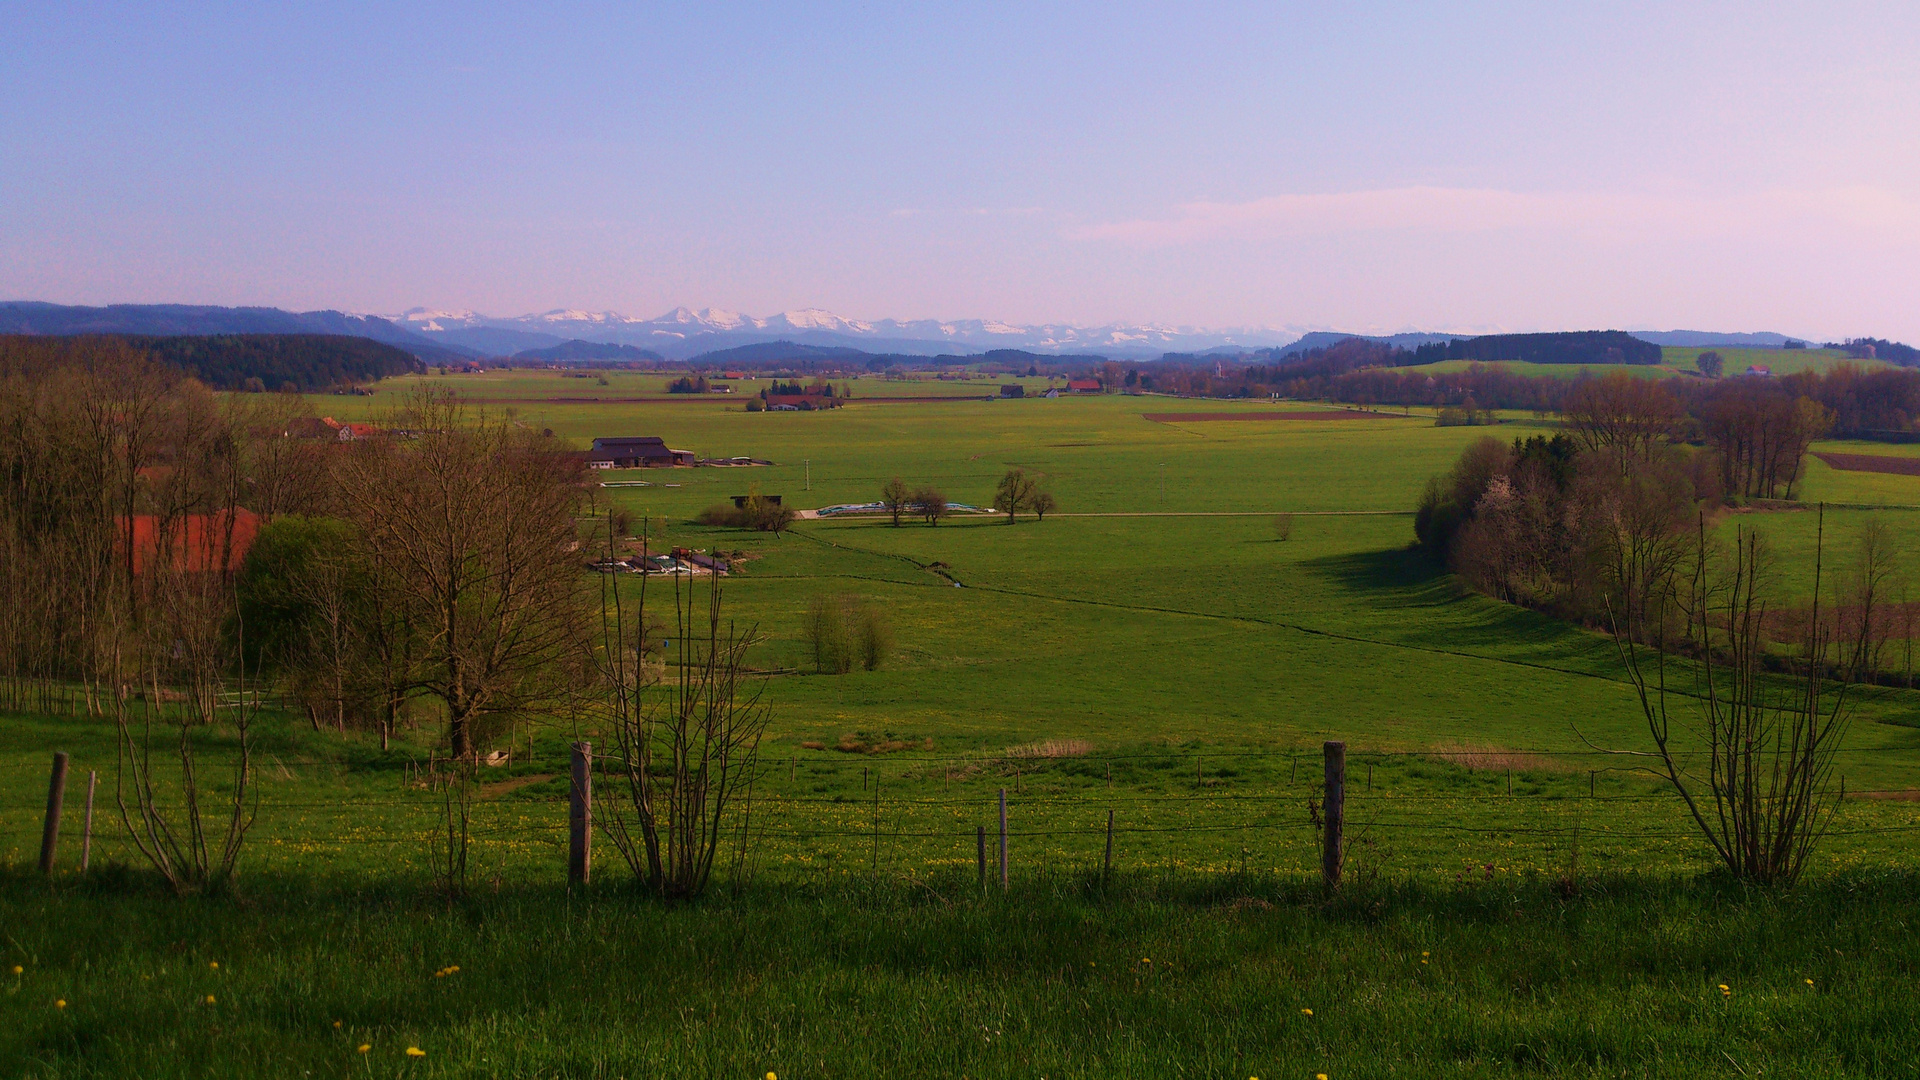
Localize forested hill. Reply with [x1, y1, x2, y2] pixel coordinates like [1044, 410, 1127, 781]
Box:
[513, 339, 664, 362]
[31, 334, 421, 391]
[1409, 330, 1662, 365]
[0, 301, 473, 362]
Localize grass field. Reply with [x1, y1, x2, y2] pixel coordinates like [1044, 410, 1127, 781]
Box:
[7, 376, 1920, 1076]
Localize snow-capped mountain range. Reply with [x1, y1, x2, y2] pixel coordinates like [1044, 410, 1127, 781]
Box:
[385, 306, 1310, 360]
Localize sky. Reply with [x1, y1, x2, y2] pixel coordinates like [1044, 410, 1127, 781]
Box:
[3, 2, 1918, 339]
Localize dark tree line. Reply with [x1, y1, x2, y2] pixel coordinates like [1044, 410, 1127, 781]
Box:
[59, 333, 423, 392]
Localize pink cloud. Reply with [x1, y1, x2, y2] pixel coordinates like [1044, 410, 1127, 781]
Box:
[1070, 186, 1920, 248]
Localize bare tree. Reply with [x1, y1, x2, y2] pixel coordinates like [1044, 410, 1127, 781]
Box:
[333, 390, 591, 757]
[913, 486, 948, 526]
[1696, 351, 1725, 379]
[1561, 372, 1681, 474]
[1031, 491, 1057, 521]
[994, 469, 1037, 522]
[1700, 385, 1831, 499]
[880, 477, 911, 526]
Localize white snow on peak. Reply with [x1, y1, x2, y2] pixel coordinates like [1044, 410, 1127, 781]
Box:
[397, 307, 476, 323]
[768, 308, 871, 333]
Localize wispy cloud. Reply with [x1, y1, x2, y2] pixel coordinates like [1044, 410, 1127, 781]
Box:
[1070, 186, 1920, 247]
[890, 206, 1050, 219]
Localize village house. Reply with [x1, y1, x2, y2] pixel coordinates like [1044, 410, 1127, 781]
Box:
[285, 416, 383, 441]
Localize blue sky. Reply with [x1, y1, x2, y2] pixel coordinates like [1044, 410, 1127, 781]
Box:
[4, 2, 1917, 338]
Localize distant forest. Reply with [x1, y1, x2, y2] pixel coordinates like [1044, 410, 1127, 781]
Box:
[1407, 331, 1662, 366]
[0, 334, 427, 392]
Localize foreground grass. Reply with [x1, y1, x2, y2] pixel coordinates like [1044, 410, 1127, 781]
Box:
[3, 869, 1915, 1078]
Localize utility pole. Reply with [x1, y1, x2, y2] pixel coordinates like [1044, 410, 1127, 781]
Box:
[1158, 463, 1166, 504]
[805, 459, 811, 491]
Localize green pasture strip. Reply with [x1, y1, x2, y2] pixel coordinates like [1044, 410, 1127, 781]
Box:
[1395, 359, 1685, 380]
[1660, 346, 1885, 376]
[5, 871, 1919, 1077]
[6, 706, 1918, 886]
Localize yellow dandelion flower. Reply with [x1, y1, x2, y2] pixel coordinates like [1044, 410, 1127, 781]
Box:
[1301, 1008, 1313, 1016]
[768, 1073, 779, 1080]
[209, 962, 219, 969]
[1421, 951, 1429, 957]
[1718, 984, 1729, 991]
[205, 994, 216, 1005]
[406, 1047, 425, 1057]
[55, 999, 66, 1009]
[1805, 978, 1815, 986]
[1318, 1074, 1330, 1080]
[358, 1044, 370, 1054]
[333, 1020, 343, 1028]
[10, 965, 21, 975]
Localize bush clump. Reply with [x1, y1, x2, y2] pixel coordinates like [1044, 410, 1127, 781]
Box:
[802, 594, 892, 674]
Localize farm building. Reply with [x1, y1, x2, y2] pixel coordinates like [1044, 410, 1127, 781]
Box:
[1066, 379, 1102, 393]
[588, 436, 696, 469]
[285, 416, 383, 441]
[120, 508, 261, 578]
[999, 384, 1025, 398]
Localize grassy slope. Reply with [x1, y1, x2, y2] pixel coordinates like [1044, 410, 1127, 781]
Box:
[6, 873, 1918, 1078]
[8, 378, 1920, 1076]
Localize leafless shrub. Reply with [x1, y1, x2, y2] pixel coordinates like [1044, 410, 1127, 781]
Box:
[597, 570, 770, 900]
[1612, 510, 1871, 886]
[427, 753, 476, 900]
[1272, 513, 1294, 541]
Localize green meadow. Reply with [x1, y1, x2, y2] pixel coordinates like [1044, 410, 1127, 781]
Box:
[8, 375, 1920, 1076]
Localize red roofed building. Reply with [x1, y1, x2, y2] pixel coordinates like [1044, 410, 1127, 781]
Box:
[285, 416, 383, 440]
[121, 508, 261, 578]
[1066, 379, 1103, 393]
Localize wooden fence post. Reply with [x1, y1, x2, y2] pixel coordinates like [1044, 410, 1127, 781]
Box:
[39, 752, 68, 875]
[976, 825, 987, 887]
[1103, 809, 1114, 881]
[81, 771, 97, 872]
[998, 788, 1008, 890]
[1322, 741, 1345, 889]
[569, 741, 591, 885]
[871, 768, 881, 870]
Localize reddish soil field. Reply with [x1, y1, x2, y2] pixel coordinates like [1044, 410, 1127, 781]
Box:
[1142, 410, 1410, 423]
[483, 395, 993, 405]
[1813, 452, 1920, 476]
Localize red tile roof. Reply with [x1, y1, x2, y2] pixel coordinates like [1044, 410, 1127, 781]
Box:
[121, 508, 261, 577]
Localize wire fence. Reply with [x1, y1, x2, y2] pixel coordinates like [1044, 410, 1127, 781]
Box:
[5, 743, 1919, 883]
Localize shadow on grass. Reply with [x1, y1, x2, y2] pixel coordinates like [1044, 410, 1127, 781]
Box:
[1299, 547, 1625, 671]
[1298, 545, 1456, 609]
